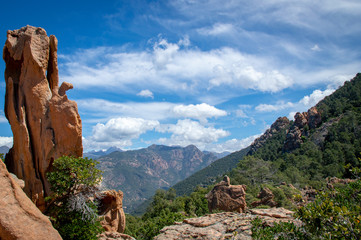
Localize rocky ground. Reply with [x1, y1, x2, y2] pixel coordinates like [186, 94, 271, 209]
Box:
[98, 232, 135, 240]
[154, 208, 300, 240]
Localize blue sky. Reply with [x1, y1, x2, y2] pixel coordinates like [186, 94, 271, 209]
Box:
[0, 0, 360, 152]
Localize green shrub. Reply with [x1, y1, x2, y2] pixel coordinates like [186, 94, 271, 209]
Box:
[296, 179, 361, 239]
[252, 166, 361, 240]
[125, 186, 211, 239]
[251, 217, 306, 240]
[46, 156, 104, 240]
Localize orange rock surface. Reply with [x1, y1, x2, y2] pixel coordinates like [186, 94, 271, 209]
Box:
[3, 26, 82, 211]
[98, 190, 126, 233]
[0, 160, 62, 240]
[206, 176, 247, 213]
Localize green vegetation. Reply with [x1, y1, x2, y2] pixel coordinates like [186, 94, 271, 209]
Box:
[125, 186, 211, 240]
[46, 156, 104, 240]
[252, 166, 361, 239]
[172, 146, 250, 196]
[126, 74, 361, 239]
[252, 217, 305, 240]
[0, 153, 4, 162]
[229, 74, 361, 196]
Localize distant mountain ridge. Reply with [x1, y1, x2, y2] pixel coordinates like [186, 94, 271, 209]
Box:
[84, 146, 123, 159]
[97, 144, 221, 213]
[0, 146, 9, 154]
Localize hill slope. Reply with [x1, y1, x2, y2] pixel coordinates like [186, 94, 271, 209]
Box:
[172, 146, 250, 196]
[172, 115, 292, 196]
[97, 144, 219, 213]
[229, 73, 361, 189]
[124, 73, 361, 240]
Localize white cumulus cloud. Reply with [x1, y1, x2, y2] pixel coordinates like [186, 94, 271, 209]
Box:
[205, 134, 261, 153]
[255, 87, 338, 120]
[299, 88, 335, 107]
[157, 119, 229, 148]
[84, 117, 159, 150]
[137, 89, 154, 99]
[61, 38, 294, 98]
[0, 136, 13, 147]
[172, 103, 227, 123]
[311, 44, 321, 51]
[256, 102, 294, 112]
[92, 117, 159, 142]
[77, 99, 228, 124]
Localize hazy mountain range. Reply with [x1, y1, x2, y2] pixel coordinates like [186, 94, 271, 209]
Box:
[96, 144, 228, 213]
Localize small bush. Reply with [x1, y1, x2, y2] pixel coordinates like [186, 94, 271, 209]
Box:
[46, 156, 104, 240]
[252, 166, 361, 240]
[251, 217, 306, 240]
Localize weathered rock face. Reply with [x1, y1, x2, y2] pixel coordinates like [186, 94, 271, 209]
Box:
[251, 187, 277, 208]
[307, 107, 322, 129]
[250, 117, 290, 154]
[283, 126, 303, 152]
[284, 107, 322, 152]
[206, 177, 247, 213]
[0, 160, 62, 240]
[98, 190, 126, 233]
[154, 208, 299, 240]
[3, 26, 82, 210]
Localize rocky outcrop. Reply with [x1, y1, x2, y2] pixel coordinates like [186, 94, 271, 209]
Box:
[98, 190, 126, 233]
[3, 26, 82, 211]
[283, 126, 303, 152]
[251, 187, 277, 208]
[0, 160, 62, 240]
[206, 176, 247, 213]
[284, 107, 322, 152]
[301, 186, 317, 204]
[327, 176, 355, 185]
[250, 117, 290, 154]
[326, 177, 355, 190]
[294, 112, 308, 128]
[308, 107, 322, 129]
[154, 208, 299, 240]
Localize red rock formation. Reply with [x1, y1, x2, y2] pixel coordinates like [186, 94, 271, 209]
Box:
[307, 107, 322, 129]
[284, 107, 322, 152]
[3, 26, 82, 211]
[294, 112, 308, 128]
[206, 176, 247, 213]
[98, 190, 126, 233]
[283, 126, 303, 152]
[0, 160, 62, 240]
[251, 187, 277, 208]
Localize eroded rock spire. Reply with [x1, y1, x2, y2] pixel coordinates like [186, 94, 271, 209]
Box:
[3, 25, 82, 211]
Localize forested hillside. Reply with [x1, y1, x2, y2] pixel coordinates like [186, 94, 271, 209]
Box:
[230, 73, 361, 190]
[172, 146, 250, 196]
[125, 73, 361, 240]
